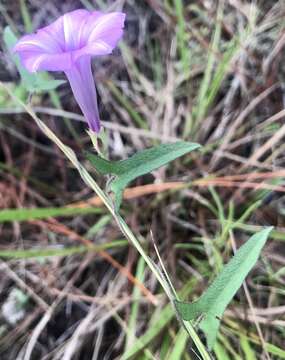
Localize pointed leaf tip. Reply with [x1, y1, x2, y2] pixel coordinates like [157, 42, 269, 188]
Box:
[175, 227, 273, 349]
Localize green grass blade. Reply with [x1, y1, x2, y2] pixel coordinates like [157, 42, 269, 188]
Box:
[265, 343, 285, 358]
[174, 0, 190, 72]
[214, 342, 231, 360]
[194, 2, 223, 123]
[0, 206, 102, 223]
[0, 246, 88, 259]
[160, 334, 172, 360]
[121, 281, 196, 360]
[167, 328, 189, 360]
[240, 335, 257, 360]
[85, 215, 112, 238]
[122, 301, 175, 360]
[20, 0, 33, 32]
[124, 256, 145, 351]
[0, 241, 127, 259]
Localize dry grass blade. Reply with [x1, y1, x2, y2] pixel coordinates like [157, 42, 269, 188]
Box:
[31, 218, 157, 305]
[244, 122, 285, 169]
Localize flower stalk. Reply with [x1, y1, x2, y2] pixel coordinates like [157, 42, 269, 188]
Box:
[0, 81, 211, 360]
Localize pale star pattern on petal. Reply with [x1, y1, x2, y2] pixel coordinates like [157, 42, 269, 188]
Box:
[14, 9, 126, 132]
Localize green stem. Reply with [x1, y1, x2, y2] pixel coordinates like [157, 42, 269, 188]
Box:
[0, 81, 211, 360]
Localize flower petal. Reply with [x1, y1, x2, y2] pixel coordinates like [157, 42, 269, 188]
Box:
[18, 51, 73, 72]
[65, 56, 101, 132]
[14, 9, 125, 74]
[87, 12, 125, 50]
[72, 40, 113, 61]
[62, 9, 90, 50]
[38, 17, 65, 51]
[13, 31, 60, 54]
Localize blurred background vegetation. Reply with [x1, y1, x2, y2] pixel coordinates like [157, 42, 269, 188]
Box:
[0, 0, 285, 359]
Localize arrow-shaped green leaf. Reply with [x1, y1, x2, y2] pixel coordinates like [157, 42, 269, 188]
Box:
[175, 227, 273, 349]
[86, 141, 200, 209]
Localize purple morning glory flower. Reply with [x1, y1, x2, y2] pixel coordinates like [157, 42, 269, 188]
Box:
[14, 9, 126, 132]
